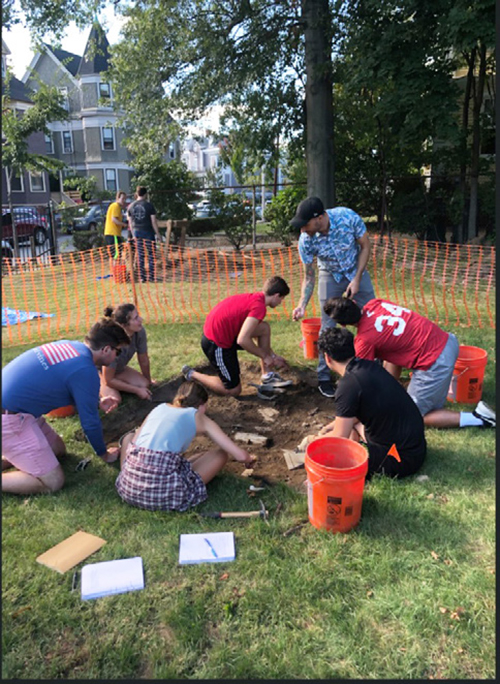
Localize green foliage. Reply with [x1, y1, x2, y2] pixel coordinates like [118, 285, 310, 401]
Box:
[2, 78, 69, 184]
[63, 175, 97, 202]
[205, 171, 253, 250]
[131, 158, 199, 221]
[71, 228, 105, 252]
[262, 158, 306, 246]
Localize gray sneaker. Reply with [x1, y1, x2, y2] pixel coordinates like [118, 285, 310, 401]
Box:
[261, 371, 293, 388]
[473, 400, 496, 427]
[181, 365, 194, 381]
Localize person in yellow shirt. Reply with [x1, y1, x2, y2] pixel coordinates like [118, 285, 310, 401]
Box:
[104, 190, 128, 245]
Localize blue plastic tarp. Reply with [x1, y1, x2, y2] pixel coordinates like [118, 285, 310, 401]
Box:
[2, 307, 54, 327]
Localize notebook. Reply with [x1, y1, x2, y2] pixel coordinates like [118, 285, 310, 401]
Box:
[178, 532, 235, 565]
[36, 531, 106, 574]
[81, 556, 144, 600]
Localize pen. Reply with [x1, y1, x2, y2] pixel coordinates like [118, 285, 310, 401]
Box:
[204, 537, 218, 558]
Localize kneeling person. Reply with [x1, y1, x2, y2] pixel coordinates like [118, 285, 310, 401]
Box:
[116, 381, 255, 511]
[316, 327, 426, 479]
[183, 275, 291, 397]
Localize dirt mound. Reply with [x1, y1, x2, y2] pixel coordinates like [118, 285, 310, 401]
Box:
[102, 361, 336, 490]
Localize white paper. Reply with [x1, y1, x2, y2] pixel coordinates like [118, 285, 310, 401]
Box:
[81, 556, 144, 600]
[179, 532, 235, 565]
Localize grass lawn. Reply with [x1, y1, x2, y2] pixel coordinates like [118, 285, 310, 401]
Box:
[1, 320, 496, 679]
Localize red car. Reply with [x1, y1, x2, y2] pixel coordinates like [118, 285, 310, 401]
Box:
[2, 206, 48, 245]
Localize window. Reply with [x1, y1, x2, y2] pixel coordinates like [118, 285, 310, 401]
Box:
[168, 142, 175, 159]
[101, 127, 115, 151]
[45, 133, 54, 154]
[105, 169, 117, 192]
[62, 131, 73, 154]
[10, 173, 24, 192]
[29, 172, 45, 192]
[98, 82, 112, 104]
[59, 87, 69, 111]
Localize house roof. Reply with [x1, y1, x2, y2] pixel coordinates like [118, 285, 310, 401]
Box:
[78, 24, 111, 75]
[2, 75, 32, 103]
[46, 44, 81, 77]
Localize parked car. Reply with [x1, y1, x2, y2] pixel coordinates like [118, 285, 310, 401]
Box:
[1, 207, 48, 245]
[71, 202, 129, 232]
[195, 200, 216, 218]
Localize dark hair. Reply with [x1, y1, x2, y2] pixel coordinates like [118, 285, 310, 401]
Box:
[263, 275, 290, 297]
[173, 381, 209, 408]
[136, 186, 147, 197]
[317, 327, 355, 362]
[323, 297, 362, 325]
[85, 318, 130, 350]
[103, 303, 136, 327]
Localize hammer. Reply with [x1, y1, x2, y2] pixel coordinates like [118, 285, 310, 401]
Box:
[201, 499, 269, 521]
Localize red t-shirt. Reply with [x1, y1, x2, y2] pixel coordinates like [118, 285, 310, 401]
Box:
[203, 292, 267, 349]
[354, 299, 449, 370]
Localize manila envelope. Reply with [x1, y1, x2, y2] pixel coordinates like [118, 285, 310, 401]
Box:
[36, 531, 106, 574]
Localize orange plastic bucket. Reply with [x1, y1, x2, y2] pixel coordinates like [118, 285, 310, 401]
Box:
[305, 437, 368, 533]
[112, 263, 127, 283]
[46, 405, 76, 419]
[301, 318, 322, 359]
[447, 345, 487, 404]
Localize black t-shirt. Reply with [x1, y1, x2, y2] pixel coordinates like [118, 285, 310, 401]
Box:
[335, 357, 426, 460]
[128, 199, 156, 233]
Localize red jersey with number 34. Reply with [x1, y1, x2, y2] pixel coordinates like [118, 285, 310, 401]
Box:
[354, 299, 449, 371]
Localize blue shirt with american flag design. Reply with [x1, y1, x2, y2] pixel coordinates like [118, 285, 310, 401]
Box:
[297, 207, 367, 282]
[2, 340, 106, 455]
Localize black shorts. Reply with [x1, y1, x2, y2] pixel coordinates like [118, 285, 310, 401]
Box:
[366, 441, 426, 479]
[201, 334, 242, 390]
[104, 234, 124, 246]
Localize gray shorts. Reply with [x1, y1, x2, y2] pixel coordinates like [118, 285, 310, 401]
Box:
[407, 333, 459, 415]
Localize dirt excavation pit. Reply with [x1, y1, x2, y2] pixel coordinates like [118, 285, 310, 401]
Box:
[102, 361, 338, 490]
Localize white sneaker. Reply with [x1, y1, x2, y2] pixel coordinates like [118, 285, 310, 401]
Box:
[473, 401, 496, 428]
[260, 371, 293, 388]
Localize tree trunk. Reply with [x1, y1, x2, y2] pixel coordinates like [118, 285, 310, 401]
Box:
[6, 168, 20, 259]
[302, 0, 335, 206]
[466, 42, 487, 242]
[459, 50, 474, 243]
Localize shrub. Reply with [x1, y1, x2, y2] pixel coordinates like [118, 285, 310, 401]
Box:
[264, 185, 306, 246]
[72, 229, 105, 252]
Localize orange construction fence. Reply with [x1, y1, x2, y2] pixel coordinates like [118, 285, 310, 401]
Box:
[1, 236, 495, 347]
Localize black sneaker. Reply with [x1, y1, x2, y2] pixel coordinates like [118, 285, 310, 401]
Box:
[473, 400, 496, 427]
[318, 381, 336, 398]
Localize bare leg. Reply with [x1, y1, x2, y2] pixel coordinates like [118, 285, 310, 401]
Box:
[2, 464, 64, 495]
[119, 431, 136, 467]
[423, 409, 460, 428]
[100, 373, 122, 405]
[253, 321, 271, 374]
[189, 370, 242, 397]
[188, 448, 228, 484]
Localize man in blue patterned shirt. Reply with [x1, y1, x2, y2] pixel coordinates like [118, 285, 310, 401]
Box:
[290, 197, 375, 398]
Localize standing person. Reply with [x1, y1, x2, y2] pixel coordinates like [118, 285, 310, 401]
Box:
[116, 381, 255, 511]
[323, 296, 496, 429]
[2, 319, 130, 495]
[127, 186, 161, 282]
[104, 190, 128, 263]
[311, 327, 427, 479]
[290, 197, 375, 398]
[182, 276, 291, 397]
[100, 303, 156, 406]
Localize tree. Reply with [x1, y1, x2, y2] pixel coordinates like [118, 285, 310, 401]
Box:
[105, 0, 336, 204]
[2, 77, 69, 256]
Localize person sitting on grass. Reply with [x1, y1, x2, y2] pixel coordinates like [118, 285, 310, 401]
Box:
[182, 275, 292, 397]
[2, 318, 130, 495]
[323, 296, 496, 429]
[116, 381, 256, 511]
[308, 327, 427, 479]
[100, 303, 156, 407]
